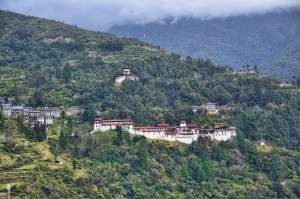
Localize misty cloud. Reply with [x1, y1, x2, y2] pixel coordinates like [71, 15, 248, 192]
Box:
[1, 0, 300, 31]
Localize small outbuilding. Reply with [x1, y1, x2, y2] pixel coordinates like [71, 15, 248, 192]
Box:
[258, 139, 267, 146]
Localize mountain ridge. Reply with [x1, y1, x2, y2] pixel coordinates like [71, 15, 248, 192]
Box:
[108, 10, 300, 81]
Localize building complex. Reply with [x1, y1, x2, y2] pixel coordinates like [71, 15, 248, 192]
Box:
[93, 116, 237, 144]
[1, 104, 82, 124]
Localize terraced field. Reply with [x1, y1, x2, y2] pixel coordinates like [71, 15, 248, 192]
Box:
[102, 45, 165, 64]
[0, 136, 73, 197]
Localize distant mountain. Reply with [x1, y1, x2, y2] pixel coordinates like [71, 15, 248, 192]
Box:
[108, 10, 300, 81]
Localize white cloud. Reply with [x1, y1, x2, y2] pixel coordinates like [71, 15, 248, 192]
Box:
[1, 0, 299, 30]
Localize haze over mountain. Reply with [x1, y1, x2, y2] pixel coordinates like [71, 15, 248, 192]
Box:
[1, 0, 300, 31]
[109, 10, 300, 81]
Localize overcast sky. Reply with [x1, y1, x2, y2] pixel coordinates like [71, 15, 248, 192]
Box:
[1, 0, 300, 31]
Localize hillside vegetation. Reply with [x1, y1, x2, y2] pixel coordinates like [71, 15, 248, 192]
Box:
[1, 9, 300, 147]
[1, 10, 300, 198]
[1, 114, 300, 198]
[109, 10, 300, 81]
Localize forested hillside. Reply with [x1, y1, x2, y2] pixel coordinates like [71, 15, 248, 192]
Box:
[1, 9, 300, 147]
[2, 118, 300, 198]
[108, 10, 300, 81]
[1, 10, 300, 198]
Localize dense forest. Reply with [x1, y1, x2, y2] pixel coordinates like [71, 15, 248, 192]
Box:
[1, 10, 300, 146]
[109, 10, 300, 81]
[1, 10, 300, 198]
[1, 113, 300, 198]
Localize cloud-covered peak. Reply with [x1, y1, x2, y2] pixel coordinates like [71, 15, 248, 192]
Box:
[1, 0, 299, 31]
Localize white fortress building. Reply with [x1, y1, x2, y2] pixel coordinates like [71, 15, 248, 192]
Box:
[199, 126, 237, 142]
[93, 117, 237, 144]
[115, 68, 139, 83]
[94, 117, 135, 133]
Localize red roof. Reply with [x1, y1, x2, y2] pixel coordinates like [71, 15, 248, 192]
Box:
[166, 132, 177, 135]
[102, 119, 132, 122]
[213, 126, 229, 130]
[187, 124, 198, 128]
[135, 126, 166, 129]
[157, 124, 169, 127]
[94, 116, 132, 122]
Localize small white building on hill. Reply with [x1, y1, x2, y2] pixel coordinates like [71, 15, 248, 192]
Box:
[115, 68, 139, 83]
[2, 104, 13, 116]
[37, 115, 54, 124]
[66, 107, 80, 116]
[204, 103, 218, 114]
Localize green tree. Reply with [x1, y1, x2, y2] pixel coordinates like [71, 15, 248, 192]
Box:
[72, 143, 80, 158]
[28, 72, 46, 87]
[81, 106, 96, 123]
[196, 165, 207, 182]
[123, 132, 131, 144]
[35, 123, 46, 142]
[265, 154, 285, 181]
[67, 118, 73, 136]
[197, 145, 209, 160]
[62, 63, 72, 82]
[15, 115, 25, 132]
[211, 145, 224, 161]
[237, 132, 247, 153]
[49, 141, 60, 158]
[41, 123, 46, 140]
[139, 141, 149, 170]
[203, 161, 212, 180]
[72, 159, 77, 170]
[113, 126, 123, 146]
[0, 111, 6, 131]
[61, 110, 66, 119]
[180, 165, 189, 179]
[245, 143, 261, 169]
[272, 182, 285, 198]
[33, 90, 44, 106]
[59, 131, 68, 150]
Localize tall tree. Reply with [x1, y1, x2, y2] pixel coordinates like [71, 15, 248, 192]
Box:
[203, 161, 212, 180]
[0, 111, 7, 131]
[113, 126, 123, 146]
[139, 141, 149, 170]
[49, 141, 60, 159]
[297, 77, 300, 88]
[62, 63, 72, 82]
[33, 90, 44, 106]
[35, 123, 46, 142]
[59, 131, 68, 150]
[28, 72, 46, 87]
[254, 65, 259, 76]
[196, 165, 207, 182]
[41, 123, 46, 140]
